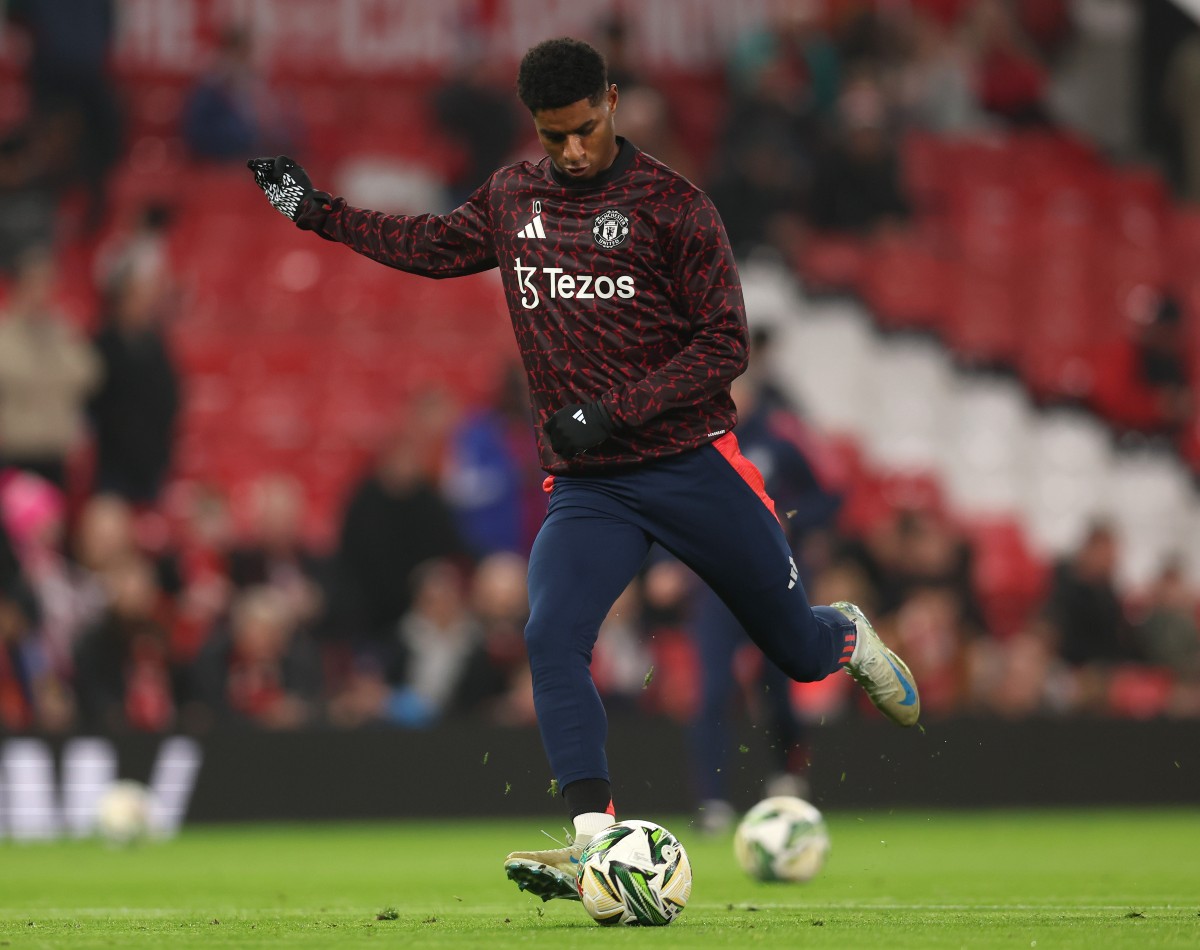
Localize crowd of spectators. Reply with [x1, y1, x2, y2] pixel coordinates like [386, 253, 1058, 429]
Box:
[1, 336, 1196, 737]
[0, 1, 1198, 739]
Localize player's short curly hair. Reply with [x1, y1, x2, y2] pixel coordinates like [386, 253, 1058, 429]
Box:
[516, 37, 609, 113]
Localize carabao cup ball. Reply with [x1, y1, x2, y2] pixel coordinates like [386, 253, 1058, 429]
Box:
[95, 780, 153, 846]
[576, 819, 692, 926]
[734, 795, 831, 882]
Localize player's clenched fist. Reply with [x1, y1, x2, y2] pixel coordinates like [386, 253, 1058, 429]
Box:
[544, 402, 615, 458]
[247, 155, 328, 224]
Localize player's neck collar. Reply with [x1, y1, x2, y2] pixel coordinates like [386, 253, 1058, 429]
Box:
[549, 137, 636, 190]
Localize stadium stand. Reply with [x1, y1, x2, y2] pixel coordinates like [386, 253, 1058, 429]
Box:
[2, 0, 1198, 733]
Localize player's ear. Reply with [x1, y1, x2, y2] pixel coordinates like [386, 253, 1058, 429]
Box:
[607, 84, 619, 115]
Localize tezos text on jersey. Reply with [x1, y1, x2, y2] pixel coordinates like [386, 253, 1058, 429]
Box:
[514, 258, 636, 310]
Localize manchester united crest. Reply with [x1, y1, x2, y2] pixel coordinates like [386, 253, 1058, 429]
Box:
[592, 208, 630, 249]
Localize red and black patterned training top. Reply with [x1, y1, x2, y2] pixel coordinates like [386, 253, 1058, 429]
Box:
[311, 138, 748, 475]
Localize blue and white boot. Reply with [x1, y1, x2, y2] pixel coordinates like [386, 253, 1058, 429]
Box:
[833, 601, 921, 727]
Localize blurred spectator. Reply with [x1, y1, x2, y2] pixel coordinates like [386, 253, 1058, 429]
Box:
[896, 9, 989, 134]
[964, 0, 1054, 127]
[617, 85, 701, 185]
[69, 492, 188, 656]
[432, 58, 519, 205]
[168, 482, 237, 661]
[887, 586, 972, 715]
[0, 578, 72, 732]
[1134, 558, 1200, 676]
[72, 552, 177, 733]
[329, 559, 506, 728]
[0, 113, 66, 272]
[1047, 0, 1137, 158]
[889, 505, 983, 626]
[471, 551, 535, 725]
[190, 586, 321, 730]
[1090, 292, 1194, 436]
[707, 129, 810, 259]
[227, 474, 327, 629]
[594, 13, 647, 93]
[592, 580, 653, 708]
[0, 470, 103, 674]
[712, 3, 833, 256]
[806, 76, 911, 235]
[4, 0, 123, 230]
[1164, 32, 1200, 204]
[381, 558, 506, 724]
[1040, 521, 1140, 667]
[69, 491, 141, 610]
[833, 487, 984, 702]
[88, 253, 181, 503]
[93, 202, 179, 310]
[969, 627, 1062, 717]
[1014, 0, 1073, 58]
[0, 246, 101, 489]
[727, 2, 840, 120]
[640, 556, 694, 652]
[1129, 293, 1192, 430]
[0, 488, 21, 592]
[441, 362, 542, 558]
[75, 492, 136, 558]
[330, 431, 468, 645]
[181, 25, 296, 163]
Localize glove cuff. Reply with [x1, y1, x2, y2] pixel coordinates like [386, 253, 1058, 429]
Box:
[295, 191, 335, 238]
[589, 399, 617, 435]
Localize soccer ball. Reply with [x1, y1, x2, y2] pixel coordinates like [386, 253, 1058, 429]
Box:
[733, 796, 831, 883]
[576, 819, 693, 926]
[95, 780, 153, 846]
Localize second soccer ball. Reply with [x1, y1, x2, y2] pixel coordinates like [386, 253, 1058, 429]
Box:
[733, 795, 831, 883]
[95, 779, 153, 846]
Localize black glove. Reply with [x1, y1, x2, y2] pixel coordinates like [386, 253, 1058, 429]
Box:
[247, 155, 325, 222]
[544, 401, 615, 459]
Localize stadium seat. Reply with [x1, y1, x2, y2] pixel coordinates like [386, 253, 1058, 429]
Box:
[1017, 407, 1114, 558]
[858, 236, 950, 333]
[962, 516, 1048, 639]
[943, 271, 1021, 368]
[1105, 449, 1196, 590]
[775, 297, 878, 435]
[794, 235, 868, 294]
[939, 373, 1034, 515]
[862, 335, 952, 471]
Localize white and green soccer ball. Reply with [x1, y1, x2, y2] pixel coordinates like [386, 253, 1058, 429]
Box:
[576, 819, 693, 926]
[733, 796, 831, 883]
[95, 779, 153, 846]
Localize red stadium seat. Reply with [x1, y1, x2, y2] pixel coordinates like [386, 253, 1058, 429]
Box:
[858, 235, 951, 333]
[962, 516, 1048, 639]
[794, 235, 868, 294]
[943, 271, 1021, 368]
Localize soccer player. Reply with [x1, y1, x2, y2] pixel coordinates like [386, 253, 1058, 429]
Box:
[248, 36, 920, 903]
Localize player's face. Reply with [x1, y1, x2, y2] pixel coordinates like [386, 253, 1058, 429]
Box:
[533, 85, 620, 181]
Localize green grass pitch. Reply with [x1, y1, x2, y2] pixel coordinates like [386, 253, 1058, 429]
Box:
[1, 809, 1197, 947]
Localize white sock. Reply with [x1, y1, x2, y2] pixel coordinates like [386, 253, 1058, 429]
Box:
[573, 811, 614, 844]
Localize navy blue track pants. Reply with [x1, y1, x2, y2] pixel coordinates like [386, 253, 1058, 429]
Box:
[524, 435, 855, 790]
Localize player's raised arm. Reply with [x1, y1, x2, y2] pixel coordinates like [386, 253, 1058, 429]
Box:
[247, 155, 498, 278]
[602, 191, 749, 430]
